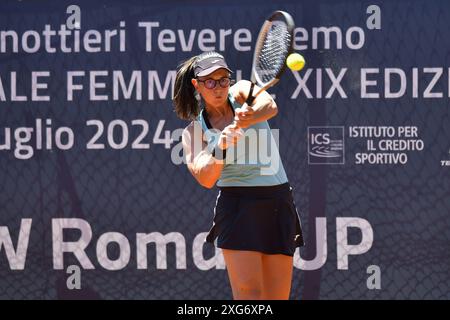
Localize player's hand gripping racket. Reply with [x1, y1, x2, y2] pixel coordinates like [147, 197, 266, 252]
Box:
[233, 10, 295, 128]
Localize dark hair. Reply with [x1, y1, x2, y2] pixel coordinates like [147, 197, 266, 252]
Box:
[173, 56, 199, 121]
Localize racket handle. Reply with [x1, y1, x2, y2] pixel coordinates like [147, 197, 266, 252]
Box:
[245, 82, 256, 106]
[232, 82, 256, 129]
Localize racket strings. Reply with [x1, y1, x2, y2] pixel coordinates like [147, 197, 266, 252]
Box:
[255, 21, 291, 84]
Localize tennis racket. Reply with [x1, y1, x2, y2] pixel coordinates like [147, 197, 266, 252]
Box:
[234, 10, 295, 123]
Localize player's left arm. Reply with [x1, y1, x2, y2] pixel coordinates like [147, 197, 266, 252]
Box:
[232, 80, 278, 128]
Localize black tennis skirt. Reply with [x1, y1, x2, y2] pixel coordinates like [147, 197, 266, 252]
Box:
[206, 182, 305, 256]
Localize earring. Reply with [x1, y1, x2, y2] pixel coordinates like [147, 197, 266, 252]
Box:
[195, 91, 201, 104]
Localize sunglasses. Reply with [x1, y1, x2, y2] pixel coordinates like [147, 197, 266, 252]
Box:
[196, 77, 232, 89]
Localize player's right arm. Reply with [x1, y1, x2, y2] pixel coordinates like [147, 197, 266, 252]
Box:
[182, 121, 242, 189]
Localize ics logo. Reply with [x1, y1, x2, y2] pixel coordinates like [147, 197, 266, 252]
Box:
[308, 126, 345, 165]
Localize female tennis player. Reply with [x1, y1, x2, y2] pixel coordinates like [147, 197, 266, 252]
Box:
[173, 51, 304, 300]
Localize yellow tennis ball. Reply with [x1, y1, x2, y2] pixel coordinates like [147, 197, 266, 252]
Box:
[286, 53, 305, 71]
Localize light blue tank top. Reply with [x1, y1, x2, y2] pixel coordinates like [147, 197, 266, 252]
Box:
[197, 93, 288, 187]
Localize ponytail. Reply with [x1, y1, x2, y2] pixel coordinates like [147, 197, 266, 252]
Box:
[173, 56, 200, 120]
